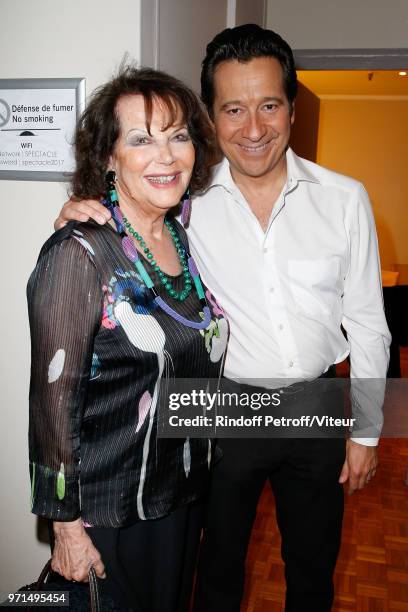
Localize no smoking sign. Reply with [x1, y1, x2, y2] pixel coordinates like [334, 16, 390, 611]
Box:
[0, 99, 11, 128]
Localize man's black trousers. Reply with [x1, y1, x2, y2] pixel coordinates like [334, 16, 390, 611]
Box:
[193, 435, 346, 612]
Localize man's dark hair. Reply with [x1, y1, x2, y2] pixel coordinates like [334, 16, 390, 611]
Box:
[72, 65, 215, 199]
[201, 24, 297, 117]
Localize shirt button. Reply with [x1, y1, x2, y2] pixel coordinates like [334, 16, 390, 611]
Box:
[288, 360, 294, 368]
[263, 247, 268, 254]
[278, 324, 284, 330]
[270, 287, 274, 293]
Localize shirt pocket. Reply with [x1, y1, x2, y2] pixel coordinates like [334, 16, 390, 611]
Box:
[287, 258, 341, 317]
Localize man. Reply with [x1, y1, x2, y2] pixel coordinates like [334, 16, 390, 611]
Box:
[56, 25, 390, 612]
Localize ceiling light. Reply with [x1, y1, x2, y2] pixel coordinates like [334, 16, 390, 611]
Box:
[398, 71, 407, 76]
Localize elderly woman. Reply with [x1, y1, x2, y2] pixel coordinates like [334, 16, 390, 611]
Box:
[27, 66, 228, 611]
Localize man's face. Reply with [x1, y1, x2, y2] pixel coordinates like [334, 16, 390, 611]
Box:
[212, 56, 294, 181]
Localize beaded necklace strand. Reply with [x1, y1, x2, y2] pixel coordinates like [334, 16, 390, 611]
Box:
[122, 216, 193, 301]
[104, 173, 212, 330]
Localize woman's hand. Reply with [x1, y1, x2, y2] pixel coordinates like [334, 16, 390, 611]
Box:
[52, 518, 106, 582]
[54, 198, 111, 230]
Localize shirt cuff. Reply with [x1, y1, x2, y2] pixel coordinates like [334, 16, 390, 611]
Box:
[30, 462, 81, 521]
[350, 437, 379, 447]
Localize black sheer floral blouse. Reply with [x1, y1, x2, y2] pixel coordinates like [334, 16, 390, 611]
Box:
[27, 220, 228, 527]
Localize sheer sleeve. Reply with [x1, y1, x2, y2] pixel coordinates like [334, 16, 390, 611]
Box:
[27, 235, 103, 520]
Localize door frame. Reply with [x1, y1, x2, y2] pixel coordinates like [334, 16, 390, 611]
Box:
[140, 0, 267, 70]
[140, 0, 160, 68]
[294, 48, 408, 70]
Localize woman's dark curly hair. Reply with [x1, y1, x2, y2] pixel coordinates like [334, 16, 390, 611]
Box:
[71, 65, 216, 199]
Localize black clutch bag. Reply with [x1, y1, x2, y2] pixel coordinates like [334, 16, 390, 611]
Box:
[5, 559, 129, 611]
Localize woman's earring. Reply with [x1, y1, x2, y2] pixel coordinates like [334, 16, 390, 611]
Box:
[105, 170, 125, 230]
[106, 169, 116, 181]
[105, 170, 118, 205]
[181, 188, 191, 227]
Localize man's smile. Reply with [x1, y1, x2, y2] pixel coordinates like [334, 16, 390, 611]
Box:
[237, 140, 274, 154]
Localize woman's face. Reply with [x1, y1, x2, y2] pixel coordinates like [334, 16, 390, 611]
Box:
[110, 94, 195, 214]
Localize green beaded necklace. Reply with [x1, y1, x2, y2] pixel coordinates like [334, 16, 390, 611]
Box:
[122, 216, 193, 302]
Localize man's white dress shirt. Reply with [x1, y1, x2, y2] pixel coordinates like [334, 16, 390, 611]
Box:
[186, 149, 391, 443]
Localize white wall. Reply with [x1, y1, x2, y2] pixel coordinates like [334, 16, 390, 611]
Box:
[0, 0, 140, 594]
[266, 0, 408, 48]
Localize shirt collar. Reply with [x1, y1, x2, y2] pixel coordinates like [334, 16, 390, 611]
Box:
[206, 147, 320, 195]
[206, 156, 236, 194]
[286, 148, 321, 186]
